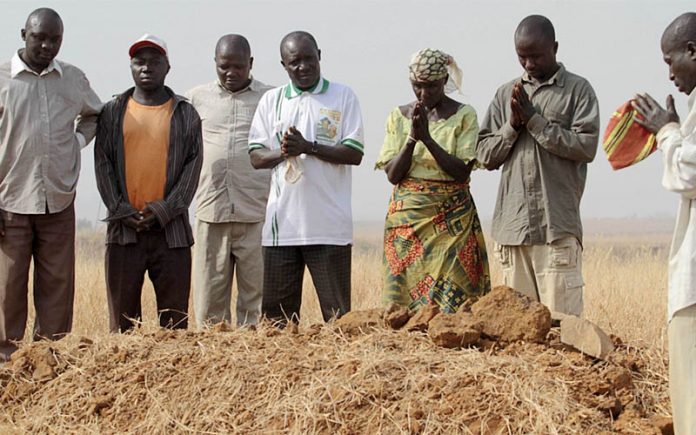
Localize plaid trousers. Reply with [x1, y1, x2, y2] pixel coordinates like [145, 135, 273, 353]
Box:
[262, 245, 351, 325]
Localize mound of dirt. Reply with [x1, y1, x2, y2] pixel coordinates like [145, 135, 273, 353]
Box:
[471, 285, 552, 343]
[0, 287, 672, 434]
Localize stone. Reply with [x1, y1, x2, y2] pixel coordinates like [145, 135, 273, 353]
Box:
[471, 285, 551, 343]
[383, 303, 411, 330]
[560, 316, 615, 360]
[334, 309, 384, 335]
[428, 312, 483, 348]
[404, 303, 440, 332]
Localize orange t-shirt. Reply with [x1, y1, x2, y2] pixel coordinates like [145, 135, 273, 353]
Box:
[123, 97, 173, 211]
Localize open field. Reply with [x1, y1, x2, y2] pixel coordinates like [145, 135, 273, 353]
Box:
[68, 222, 672, 349]
[0, 222, 675, 433]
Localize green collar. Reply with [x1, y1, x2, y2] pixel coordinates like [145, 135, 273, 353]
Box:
[285, 77, 330, 99]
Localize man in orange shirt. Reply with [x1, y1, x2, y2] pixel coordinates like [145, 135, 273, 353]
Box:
[95, 34, 202, 332]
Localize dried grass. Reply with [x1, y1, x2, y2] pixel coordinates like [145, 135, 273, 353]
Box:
[0, 229, 674, 433]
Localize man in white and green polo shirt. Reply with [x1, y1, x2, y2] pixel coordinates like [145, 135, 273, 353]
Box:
[248, 31, 364, 326]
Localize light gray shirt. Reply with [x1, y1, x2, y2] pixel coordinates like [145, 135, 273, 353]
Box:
[477, 64, 600, 245]
[186, 79, 273, 223]
[0, 51, 102, 214]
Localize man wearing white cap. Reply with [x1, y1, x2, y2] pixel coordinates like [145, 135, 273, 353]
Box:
[95, 33, 203, 332]
[0, 8, 102, 361]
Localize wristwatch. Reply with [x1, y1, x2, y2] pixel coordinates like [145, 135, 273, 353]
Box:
[310, 141, 319, 155]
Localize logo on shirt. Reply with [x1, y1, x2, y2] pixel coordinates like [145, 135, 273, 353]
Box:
[316, 108, 341, 145]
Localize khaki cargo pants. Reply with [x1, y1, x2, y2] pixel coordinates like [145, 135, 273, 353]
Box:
[493, 236, 583, 319]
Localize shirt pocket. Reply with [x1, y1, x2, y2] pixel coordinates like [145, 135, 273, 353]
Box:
[544, 109, 572, 129]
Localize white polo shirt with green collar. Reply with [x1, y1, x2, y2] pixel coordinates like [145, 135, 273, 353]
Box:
[248, 77, 364, 246]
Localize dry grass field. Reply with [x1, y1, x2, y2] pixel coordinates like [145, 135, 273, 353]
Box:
[0, 222, 675, 433]
[69, 224, 671, 348]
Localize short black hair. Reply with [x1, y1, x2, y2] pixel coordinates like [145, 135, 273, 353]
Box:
[25, 7, 63, 30]
[662, 12, 696, 49]
[515, 15, 555, 43]
[280, 31, 319, 56]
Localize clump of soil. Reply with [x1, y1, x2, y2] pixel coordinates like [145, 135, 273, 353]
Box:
[0, 287, 671, 434]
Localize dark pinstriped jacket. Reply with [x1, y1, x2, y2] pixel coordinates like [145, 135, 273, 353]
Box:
[94, 87, 203, 248]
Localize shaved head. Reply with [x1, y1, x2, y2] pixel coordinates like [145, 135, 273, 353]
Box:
[280, 31, 319, 58]
[21, 7, 64, 73]
[662, 12, 696, 51]
[25, 8, 63, 32]
[660, 13, 696, 94]
[515, 14, 555, 44]
[214, 33, 253, 92]
[215, 34, 250, 58]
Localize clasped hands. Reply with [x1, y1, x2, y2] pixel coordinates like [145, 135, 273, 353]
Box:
[280, 126, 312, 157]
[631, 93, 680, 134]
[408, 102, 434, 146]
[122, 207, 157, 232]
[510, 81, 536, 130]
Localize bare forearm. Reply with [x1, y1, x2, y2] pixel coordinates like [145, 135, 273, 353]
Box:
[423, 138, 473, 182]
[384, 142, 416, 185]
[311, 143, 363, 165]
[250, 148, 285, 169]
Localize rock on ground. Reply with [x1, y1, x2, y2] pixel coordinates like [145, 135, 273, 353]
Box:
[560, 316, 615, 360]
[428, 312, 483, 348]
[334, 309, 384, 335]
[471, 285, 551, 343]
[383, 303, 411, 329]
[404, 303, 440, 332]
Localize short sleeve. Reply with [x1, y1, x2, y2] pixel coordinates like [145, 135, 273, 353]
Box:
[374, 109, 404, 170]
[454, 105, 479, 165]
[339, 88, 365, 154]
[248, 90, 276, 153]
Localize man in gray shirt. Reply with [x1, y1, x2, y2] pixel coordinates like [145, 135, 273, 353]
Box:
[0, 8, 102, 361]
[477, 15, 599, 320]
[187, 35, 272, 327]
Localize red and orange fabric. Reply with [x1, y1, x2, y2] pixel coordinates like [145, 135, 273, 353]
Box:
[603, 101, 657, 170]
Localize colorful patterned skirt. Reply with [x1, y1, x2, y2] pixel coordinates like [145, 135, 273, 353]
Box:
[382, 178, 490, 313]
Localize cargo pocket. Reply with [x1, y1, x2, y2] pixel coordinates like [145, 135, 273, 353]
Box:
[493, 243, 513, 287]
[494, 243, 511, 267]
[563, 272, 584, 317]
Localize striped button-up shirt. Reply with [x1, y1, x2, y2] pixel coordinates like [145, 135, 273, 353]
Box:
[186, 79, 273, 223]
[477, 64, 600, 246]
[0, 51, 102, 214]
[95, 87, 203, 248]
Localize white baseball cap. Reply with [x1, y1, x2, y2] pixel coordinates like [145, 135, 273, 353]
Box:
[129, 33, 168, 58]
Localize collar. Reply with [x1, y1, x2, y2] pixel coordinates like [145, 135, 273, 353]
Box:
[116, 86, 187, 110]
[216, 76, 262, 95]
[689, 88, 696, 111]
[11, 50, 62, 78]
[284, 77, 330, 99]
[521, 62, 566, 87]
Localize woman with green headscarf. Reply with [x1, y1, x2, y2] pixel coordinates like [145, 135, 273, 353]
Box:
[375, 48, 490, 313]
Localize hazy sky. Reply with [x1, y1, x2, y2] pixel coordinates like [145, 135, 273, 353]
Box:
[0, 0, 693, 223]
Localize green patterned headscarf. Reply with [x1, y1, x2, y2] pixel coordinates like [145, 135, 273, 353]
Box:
[408, 48, 463, 94]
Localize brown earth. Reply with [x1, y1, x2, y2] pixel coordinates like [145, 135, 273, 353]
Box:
[0, 287, 672, 434]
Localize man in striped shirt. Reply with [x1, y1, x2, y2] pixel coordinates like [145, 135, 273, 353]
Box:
[95, 34, 202, 332]
[249, 31, 364, 326]
[0, 8, 102, 361]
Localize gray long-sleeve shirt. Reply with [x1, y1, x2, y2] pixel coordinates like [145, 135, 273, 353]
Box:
[0, 52, 102, 214]
[477, 64, 600, 245]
